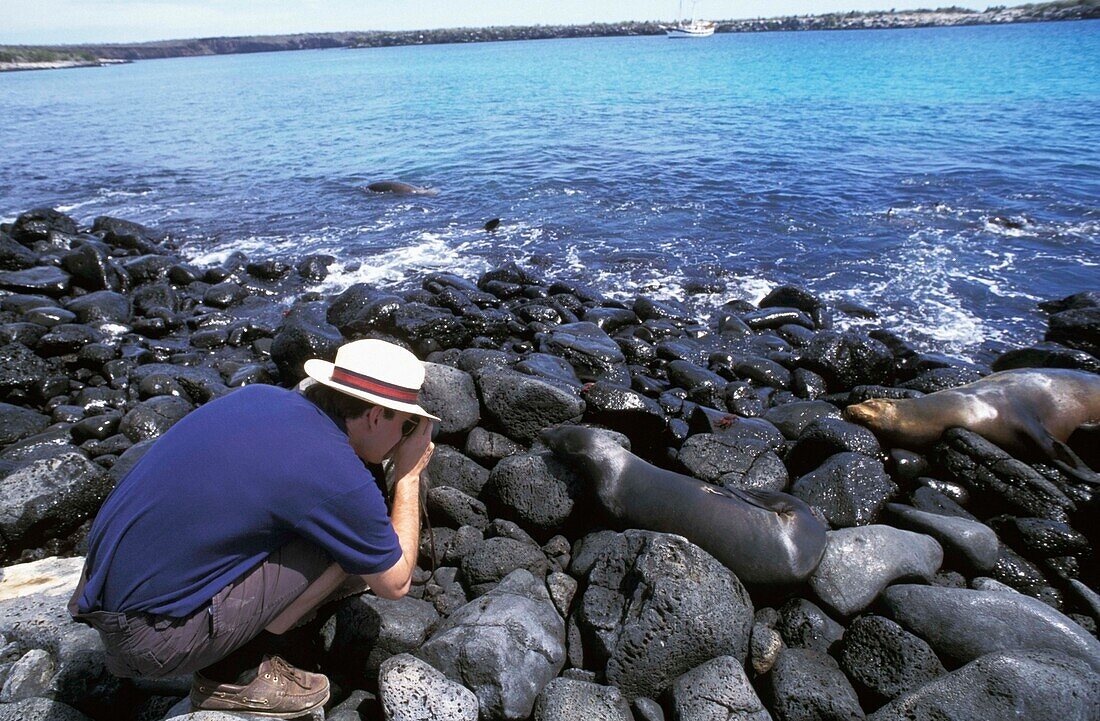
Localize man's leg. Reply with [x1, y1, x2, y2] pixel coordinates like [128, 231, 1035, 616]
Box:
[264, 562, 350, 635]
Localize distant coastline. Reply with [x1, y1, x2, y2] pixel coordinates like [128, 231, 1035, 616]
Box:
[2, 1, 1098, 73]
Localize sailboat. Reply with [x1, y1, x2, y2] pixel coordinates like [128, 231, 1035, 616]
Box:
[665, 0, 717, 38]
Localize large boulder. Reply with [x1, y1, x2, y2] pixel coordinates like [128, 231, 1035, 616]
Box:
[0, 403, 51, 449]
[790, 452, 897, 528]
[533, 677, 633, 721]
[1045, 306, 1100, 357]
[885, 503, 999, 572]
[808, 526, 943, 616]
[116, 396, 193, 443]
[485, 453, 583, 540]
[934, 429, 1075, 522]
[867, 650, 1100, 721]
[478, 369, 585, 444]
[0, 453, 111, 552]
[838, 615, 946, 707]
[764, 647, 864, 721]
[424, 445, 490, 499]
[0, 556, 117, 714]
[326, 594, 439, 678]
[575, 530, 753, 700]
[677, 434, 788, 492]
[378, 653, 479, 721]
[879, 584, 1100, 674]
[671, 655, 771, 721]
[537, 322, 630, 386]
[270, 301, 344, 385]
[421, 362, 480, 436]
[794, 331, 894, 391]
[417, 569, 566, 721]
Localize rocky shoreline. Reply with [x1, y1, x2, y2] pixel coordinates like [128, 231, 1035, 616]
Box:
[3, 2, 1099, 72]
[0, 207, 1098, 720]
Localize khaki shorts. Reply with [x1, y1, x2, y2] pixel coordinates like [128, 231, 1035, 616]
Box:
[69, 538, 331, 678]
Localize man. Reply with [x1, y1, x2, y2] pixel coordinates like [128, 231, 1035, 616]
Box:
[69, 339, 437, 717]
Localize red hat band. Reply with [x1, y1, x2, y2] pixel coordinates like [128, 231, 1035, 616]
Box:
[330, 366, 420, 404]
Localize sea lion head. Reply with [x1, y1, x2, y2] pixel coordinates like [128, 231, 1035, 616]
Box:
[845, 398, 902, 434]
[540, 425, 629, 507]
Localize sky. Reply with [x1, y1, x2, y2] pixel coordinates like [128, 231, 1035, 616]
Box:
[0, 1, 1016, 45]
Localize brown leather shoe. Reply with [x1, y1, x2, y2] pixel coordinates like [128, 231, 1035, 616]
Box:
[190, 655, 329, 718]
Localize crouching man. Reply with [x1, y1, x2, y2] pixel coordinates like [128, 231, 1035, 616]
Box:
[69, 339, 437, 717]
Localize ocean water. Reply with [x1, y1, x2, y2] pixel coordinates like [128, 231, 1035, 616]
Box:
[2, 21, 1098, 361]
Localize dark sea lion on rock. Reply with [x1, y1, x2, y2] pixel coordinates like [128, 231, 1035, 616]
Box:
[540, 425, 827, 584]
[365, 180, 438, 196]
[845, 368, 1100, 484]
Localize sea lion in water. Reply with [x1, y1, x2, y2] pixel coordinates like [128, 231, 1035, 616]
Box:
[845, 368, 1100, 484]
[365, 181, 438, 196]
[541, 425, 828, 585]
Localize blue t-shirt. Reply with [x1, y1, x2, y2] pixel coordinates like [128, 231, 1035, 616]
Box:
[77, 384, 402, 617]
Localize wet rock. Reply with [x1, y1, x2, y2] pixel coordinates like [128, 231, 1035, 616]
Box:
[879, 584, 1100, 673]
[583, 307, 638, 334]
[417, 569, 566, 721]
[867, 650, 1100, 721]
[667, 360, 727, 408]
[421, 362, 480, 436]
[65, 291, 131, 325]
[0, 267, 71, 297]
[35, 324, 102, 357]
[270, 301, 343, 384]
[991, 516, 1090, 558]
[60, 242, 125, 292]
[764, 647, 863, 721]
[898, 367, 985, 393]
[742, 307, 815, 331]
[838, 615, 946, 707]
[790, 452, 897, 528]
[0, 403, 51, 448]
[885, 503, 999, 572]
[760, 285, 831, 329]
[992, 342, 1100, 373]
[11, 209, 77, 245]
[485, 453, 582, 540]
[580, 382, 666, 450]
[122, 254, 175, 285]
[632, 296, 694, 324]
[934, 428, 1075, 522]
[1045, 306, 1100, 357]
[460, 537, 550, 597]
[326, 594, 439, 677]
[129, 364, 228, 405]
[534, 677, 633, 721]
[0, 323, 48, 348]
[688, 407, 785, 449]
[764, 400, 842, 440]
[116, 395, 193, 442]
[392, 302, 470, 354]
[131, 281, 179, 315]
[0, 452, 110, 551]
[425, 444, 490, 498]
[786, 417, 884, 476]
[677, 434, 788, 492]
[734, 355, 792, 389]
[0, 234, 40, 271]
[538, 322, 630, 385]
[91, 216, 165, 254]
[202, 281, 246, 309]
[671, 655, 771, 721]
[809, 526, 943, 616]
[427, 485, 489, 531]
[23, 306, 76, 327]
[795, 331, 894, 392]
[988, 545, 1061, 606]
[576, 530, 753, 700]
[378, 653, 479, 721]
[792, 367, 828, 399]
[70, 413, 122, 444]
[478, 369, 585, 444]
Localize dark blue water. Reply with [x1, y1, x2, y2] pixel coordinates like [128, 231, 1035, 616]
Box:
[2, 21, 1098, 360]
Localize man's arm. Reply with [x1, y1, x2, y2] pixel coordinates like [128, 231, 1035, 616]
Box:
[363, 420, 433, 599]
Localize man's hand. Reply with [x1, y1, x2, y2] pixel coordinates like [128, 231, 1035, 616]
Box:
[390, 417, 434, 482]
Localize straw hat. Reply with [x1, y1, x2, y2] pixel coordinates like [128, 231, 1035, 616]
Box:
[302, 339, 440, 421]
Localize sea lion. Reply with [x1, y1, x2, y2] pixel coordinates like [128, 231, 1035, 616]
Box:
[365, 181, 438, 196]
[541, 425, 828, 585]
[845, 368, 1100, 484]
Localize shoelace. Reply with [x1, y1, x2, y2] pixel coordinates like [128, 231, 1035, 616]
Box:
[267, 656, 311, 689]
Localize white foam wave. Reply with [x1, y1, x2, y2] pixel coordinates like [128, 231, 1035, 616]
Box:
[55, 188, 153, 214]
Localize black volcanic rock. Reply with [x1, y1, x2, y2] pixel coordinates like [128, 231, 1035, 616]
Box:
[0, 267, 72, 297]
[91, 216, 165, 253]
[795, 331, 894, 392]
[11, 208, 78, 245]
[270, 301, 344, 384]
[1046, 306, 1100, 357]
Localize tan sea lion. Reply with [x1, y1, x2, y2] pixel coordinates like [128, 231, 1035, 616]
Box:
[845, 368, 1100, 484]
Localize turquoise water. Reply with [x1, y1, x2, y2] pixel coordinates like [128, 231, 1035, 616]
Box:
[2, 21, 1098, 359]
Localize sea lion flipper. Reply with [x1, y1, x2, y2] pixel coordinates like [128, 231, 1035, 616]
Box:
[1051, 440, 1100, 485]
